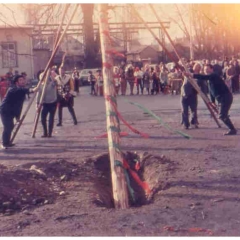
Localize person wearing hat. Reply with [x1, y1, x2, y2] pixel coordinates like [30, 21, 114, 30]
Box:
[55, 65, 78, 126]
[0, 75, 40, 148]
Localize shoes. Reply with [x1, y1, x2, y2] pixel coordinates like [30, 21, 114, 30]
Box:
[224, 129, 237, 136]
[1, 144, 7, 149]
[1, 143, 15, 149]
[41, 134, 48, 138]
[192, 124, 199, 129]
[56, 123, 62, 127]
[74, 121, 78, 125]
[48, 134, 52, 138]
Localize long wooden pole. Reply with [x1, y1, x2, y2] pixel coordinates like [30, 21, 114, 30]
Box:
[98, 4, 129, 209]
[31, 4, 79, 138]
[11, 4, 72, 143]
[126, 6, 176, 62]
[138, 4, 221, 128]
[189, 4, 194, 60]
[53, 4, 70, 49]
[148, 4, 221, 126]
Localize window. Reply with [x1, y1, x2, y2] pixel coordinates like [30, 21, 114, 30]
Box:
[1, 42, 17, 68]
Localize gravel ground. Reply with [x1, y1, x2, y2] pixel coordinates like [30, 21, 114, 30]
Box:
[1, 86, 240, 236]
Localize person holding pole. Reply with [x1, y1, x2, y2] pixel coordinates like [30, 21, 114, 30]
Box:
[181, 63, 201, 129]
[55, 66, 78, 127]
[36, 70, 58, 138]
[184, 64, 237, 135]
[0, 75, 40, 149]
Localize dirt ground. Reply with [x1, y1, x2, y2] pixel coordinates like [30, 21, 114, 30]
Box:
[1, 87, 240, 236]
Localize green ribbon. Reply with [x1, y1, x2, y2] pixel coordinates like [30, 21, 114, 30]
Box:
[114, 160, 135, 202]
[109, 142, 121, 153]
[124, 99, 191, 139]
[106, 111, 117, 117]
[109, 126, 120, 133]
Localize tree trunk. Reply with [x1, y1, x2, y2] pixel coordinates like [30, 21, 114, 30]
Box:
[81, 4, 98, 68]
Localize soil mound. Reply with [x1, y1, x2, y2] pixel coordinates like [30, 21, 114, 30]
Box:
[0, 152, 176, 215]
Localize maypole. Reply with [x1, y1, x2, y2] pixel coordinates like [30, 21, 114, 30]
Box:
[98, 4, 129, 209]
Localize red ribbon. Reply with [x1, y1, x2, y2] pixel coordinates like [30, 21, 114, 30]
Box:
[135, 161, 140, 171]
[95, 132, 129, 139]
[163, 226, 213, 235]
[105, 95, 150, 139]
[106, 49, 125, 58]
[101, 30, 113, 44]
[123, 159, 151, 195]
[103, 62, 112, 69]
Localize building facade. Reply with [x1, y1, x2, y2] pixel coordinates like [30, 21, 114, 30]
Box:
[0, 26, 34, 78]
[126, 45, 159, 64]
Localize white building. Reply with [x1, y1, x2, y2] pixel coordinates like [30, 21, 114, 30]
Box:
[0, 25, 34, 78]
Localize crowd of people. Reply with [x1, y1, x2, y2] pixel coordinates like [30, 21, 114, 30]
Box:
[0, 56, 239, 148]
[87, 57, 240, 98]
[87, 57, 239, 136]
[87, 62, 173, 97]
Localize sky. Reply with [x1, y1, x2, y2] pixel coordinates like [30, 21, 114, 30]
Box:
[0, 3, 191, 45]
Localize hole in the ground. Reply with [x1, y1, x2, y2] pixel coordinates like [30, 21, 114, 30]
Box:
[91, 151, 176, 208]
[0, 153, 176, 215]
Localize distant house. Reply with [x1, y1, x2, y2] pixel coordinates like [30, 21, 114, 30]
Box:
[126, 45, 159, 64]
[0, 25, 34, 78]
[56, 35, 85, 70]
[32, 35, 85, 74]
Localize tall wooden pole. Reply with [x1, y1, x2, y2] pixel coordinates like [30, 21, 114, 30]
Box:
[98, 4, 129, 209]
[142, 4, 221, 128]
[127, 6, 176, 62]
[189, 4, 194, 60]
[31, 4, 79, 138]
[10, 5, 70, 143]
[10, 3, 70, 143]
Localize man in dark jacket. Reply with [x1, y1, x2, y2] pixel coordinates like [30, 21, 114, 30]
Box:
[184, 64, 237, 135]
[0, 75, 39, 148]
